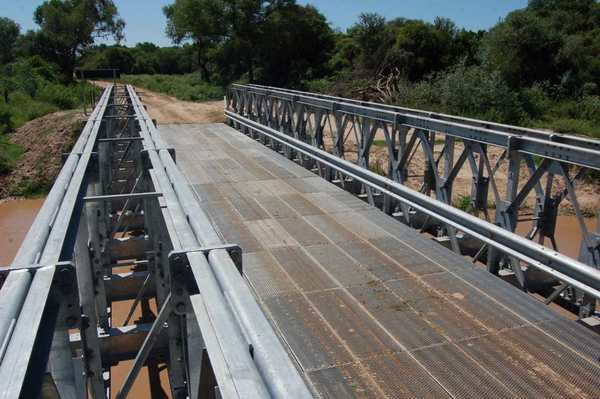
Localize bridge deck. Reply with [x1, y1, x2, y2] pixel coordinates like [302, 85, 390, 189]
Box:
[161, 123, 599, 399]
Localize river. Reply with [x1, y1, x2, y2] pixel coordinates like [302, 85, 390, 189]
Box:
[0, 198, 45, 266]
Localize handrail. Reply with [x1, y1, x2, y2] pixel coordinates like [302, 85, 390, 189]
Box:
[231, 84, 600, 171]
[226, 110, 600, 299]
[244, 83, 600, 152]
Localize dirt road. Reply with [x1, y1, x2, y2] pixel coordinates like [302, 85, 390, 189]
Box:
[94, 81, 225, 124]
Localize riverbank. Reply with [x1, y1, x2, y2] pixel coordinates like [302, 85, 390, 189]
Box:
[0, 110, 85, 198]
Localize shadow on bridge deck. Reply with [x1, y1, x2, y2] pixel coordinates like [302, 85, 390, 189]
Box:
[160, 122, 599, 399]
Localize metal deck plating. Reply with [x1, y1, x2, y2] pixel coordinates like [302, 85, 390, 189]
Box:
[161, 122, 600, 399]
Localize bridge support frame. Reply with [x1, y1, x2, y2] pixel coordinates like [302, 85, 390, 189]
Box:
[227, 85, 600, 318]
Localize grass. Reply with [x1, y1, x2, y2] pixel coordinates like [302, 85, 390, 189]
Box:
[1, 93, 59, 132]
[0, 82, 99, 133]
[0, 134, 23, 174]
[0, 94, 58, 174]
[533, 117, 600, 139]
[454, 194, 472, 212]
[119, 74, 225, 102]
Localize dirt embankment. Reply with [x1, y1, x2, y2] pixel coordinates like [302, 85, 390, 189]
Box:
[0, 110, 84, 199]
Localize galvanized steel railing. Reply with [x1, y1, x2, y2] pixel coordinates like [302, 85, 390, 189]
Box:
[226, 84, 600, 317]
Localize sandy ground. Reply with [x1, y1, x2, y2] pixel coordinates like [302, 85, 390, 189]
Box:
[94, 80, 225, 124]
[325, 125, 599, 216]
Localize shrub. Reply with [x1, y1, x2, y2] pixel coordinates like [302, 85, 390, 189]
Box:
[578, 95, 600, 123]
[0, 134, 23, 174]
[119, 74, 225, 102]
[520, 83, 553, 119]
[434, 64, 527, 123]
[0, 105, 13, 134]
[536, 117, 600, 138]
[303, 78, 334, 94]
[38, 83, 79, 109]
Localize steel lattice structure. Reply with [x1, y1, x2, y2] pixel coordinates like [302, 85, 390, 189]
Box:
[0, 85, 311, 399]
[226, 84, 600, 317]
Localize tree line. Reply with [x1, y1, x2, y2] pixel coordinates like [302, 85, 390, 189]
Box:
[1, 0, 599, 132]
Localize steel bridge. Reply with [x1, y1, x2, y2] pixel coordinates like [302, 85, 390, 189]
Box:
[0, 84, 599, 398]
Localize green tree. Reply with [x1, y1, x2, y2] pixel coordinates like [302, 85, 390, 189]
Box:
[328, 33, 361, 72]
[383, 19, 459, 80]
[257, 3, 334, 85]
[482, 10, 559, 87]
[0, 18, 20, 65]
[163, 0, 227, 81]
[349, 13, 389, 72]
[164, 0, 332, 85]
[482, 1, 600, 91]
[34, 0, 125, 81]
[97, 46, 135, 74]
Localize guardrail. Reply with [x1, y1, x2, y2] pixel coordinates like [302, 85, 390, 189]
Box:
[245, 83, 600, 152]
[226, 84, 600, 317]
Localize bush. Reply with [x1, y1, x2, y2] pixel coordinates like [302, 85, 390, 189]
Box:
[0, 134, 23, 174]
[535, 117, 600, 139]
[433, 64, 527, 123]
[119, 74, 224, 102]
[0, 57, 96, 134]
[531, 94, 600, 137]
[0, 106, 13, 134]
[379, 64, 527, 124]
[38, 83, 81, 109]
[520, 84, 553, 120]
[303, 78, 334, 94]
[578, 95, 600, 123]
[6, 91, 58, 127]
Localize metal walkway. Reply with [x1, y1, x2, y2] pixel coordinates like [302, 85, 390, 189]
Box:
[161, 122, 600, 398]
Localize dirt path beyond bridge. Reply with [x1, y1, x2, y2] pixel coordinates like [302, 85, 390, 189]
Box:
[94, 81, 225, 124]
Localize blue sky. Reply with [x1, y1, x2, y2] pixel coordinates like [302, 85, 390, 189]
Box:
[2, 0, 528, 47]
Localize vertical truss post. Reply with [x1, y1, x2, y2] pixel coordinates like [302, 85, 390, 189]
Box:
[143, 182, 188, 398]
[75, 216, 106, 399]
[86, 185, 110, 330]
[443, 135, 455, 201]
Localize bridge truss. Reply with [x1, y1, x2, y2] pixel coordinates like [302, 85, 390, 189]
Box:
[0, 85, 311, 399]
[226, 84, 600, 318]
[1, 81, 599, 399]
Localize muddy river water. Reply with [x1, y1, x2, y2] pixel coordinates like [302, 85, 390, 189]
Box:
[0, 198, 169, 397]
